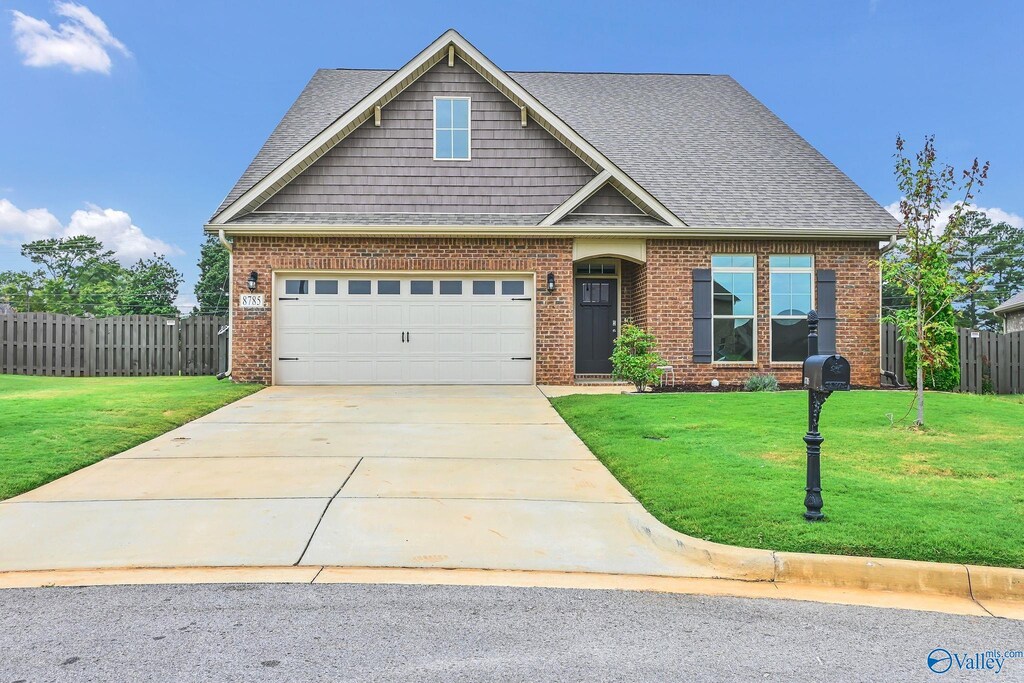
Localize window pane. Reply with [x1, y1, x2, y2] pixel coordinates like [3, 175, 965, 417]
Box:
[435, 98, 452, 128]
[439, 281, 462, 295]
[472, 280, 495, 295]
[435, 129, 453, 159]
[501, 280, 525, 296]
[713, 318, 754, 362]
[711, 255, 732, 268]
[285, 280, 308, 295]
[314, 280, 338, 295]
[348, 280, 371, 295]
[713, 272, 733, 293]
[772, 318, 809, 362]
[377, 280, 400, 295]
[770, 255, 813, 269]
[411, 280, 433, 295]
[791, 272, 812, 294]
[452, 129, 469, 159]
[452, 98, 469, 128]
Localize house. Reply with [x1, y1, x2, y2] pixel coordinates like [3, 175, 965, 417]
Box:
[994, 292, 1024, 333]
[206, 30, 896, 387]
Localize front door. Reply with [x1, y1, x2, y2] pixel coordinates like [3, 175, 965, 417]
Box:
[575, 278, 618, 374]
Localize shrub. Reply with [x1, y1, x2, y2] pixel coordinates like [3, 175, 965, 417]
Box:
[611, 324, 665, 393]
[744, 373, 780, 392]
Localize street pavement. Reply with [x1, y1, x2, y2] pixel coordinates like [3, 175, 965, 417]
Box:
[1, 583, 1021, 682]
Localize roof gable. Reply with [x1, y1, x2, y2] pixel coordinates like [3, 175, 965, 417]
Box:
[255, 58, 596, 215]
[211, 29, 683, 228]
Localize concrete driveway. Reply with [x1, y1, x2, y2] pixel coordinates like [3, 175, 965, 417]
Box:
[0, 386, 765, 577]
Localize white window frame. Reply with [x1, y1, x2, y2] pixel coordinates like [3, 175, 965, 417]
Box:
[711, 254, 757, 364]
[769, 255, 815, 363]
[432, 96, 472, 161]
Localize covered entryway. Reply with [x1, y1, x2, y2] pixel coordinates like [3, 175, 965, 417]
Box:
[273, 273, 535, 385]
[574, 260, 620, 375]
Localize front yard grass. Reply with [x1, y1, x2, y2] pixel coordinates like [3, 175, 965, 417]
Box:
[550, 390, 1024, 568]
[0, 375, 262, 500]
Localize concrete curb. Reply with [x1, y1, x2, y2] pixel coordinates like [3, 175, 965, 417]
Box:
[627, 505, 1024, 617]
[0, 565, 1017, 619]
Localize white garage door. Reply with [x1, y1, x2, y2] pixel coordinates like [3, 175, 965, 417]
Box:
[274, 274, 535, 385]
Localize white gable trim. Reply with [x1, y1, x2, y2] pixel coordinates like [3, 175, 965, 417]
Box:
[539, 171, 612, 226]
[210, 29, 685, 227]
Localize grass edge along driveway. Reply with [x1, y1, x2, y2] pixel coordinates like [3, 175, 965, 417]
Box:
[550, 390, 1024, 569]
[0, 375, 262, 500]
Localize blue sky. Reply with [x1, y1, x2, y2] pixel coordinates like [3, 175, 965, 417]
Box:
[1, 0, 1022, 310]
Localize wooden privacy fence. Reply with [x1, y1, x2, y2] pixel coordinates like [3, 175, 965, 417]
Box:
[881, 323, 1023, 395]
[1, 313, 227, 377]
[959, 327, 1024, 395]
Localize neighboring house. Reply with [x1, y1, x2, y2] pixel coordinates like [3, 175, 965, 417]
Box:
[206, 30, 896, 387]
[0, 303, 15, 315]
[994, 292, 1024, 333]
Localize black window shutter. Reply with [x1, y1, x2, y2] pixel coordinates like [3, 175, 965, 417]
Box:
[693, 268, 713, 363]
[816, 269, 837, 355]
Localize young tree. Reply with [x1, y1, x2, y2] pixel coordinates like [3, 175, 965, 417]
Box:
[881, 135, 988, 427]
[194, 234, 230, 315]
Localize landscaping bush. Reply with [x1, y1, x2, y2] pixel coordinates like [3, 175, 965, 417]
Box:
[743, 373, 780, 392]
[611, 324, 665, 393]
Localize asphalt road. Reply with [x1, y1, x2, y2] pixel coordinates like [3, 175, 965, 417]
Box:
[1, 583, 1021, 682]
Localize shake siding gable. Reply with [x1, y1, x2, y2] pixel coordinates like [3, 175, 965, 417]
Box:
[257, 59, 596, 215]
[571, 183, 646, 215]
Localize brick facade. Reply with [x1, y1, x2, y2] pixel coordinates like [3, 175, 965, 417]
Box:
[640, 239, 881, 387]
[229, 236, 880, 387]
[229, 236, 575, 384]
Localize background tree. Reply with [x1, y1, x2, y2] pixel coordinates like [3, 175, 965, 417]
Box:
[949, 210, 992, 329]
[194, 234, 230, 315]
[979, 221, 1024, 329]
[115, 256, 184, 316]
[881, 135, 988, 427]
[0, 236, 183, 316]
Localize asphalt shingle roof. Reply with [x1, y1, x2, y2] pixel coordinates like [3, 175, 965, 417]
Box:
[216, 68, 897, 234]
[994, 291, 1024, 314]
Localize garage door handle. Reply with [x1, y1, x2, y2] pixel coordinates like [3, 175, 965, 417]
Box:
[511, 357, 532, 361]
[278, 297, 299, 301]
[511, 297, 532, 301]
[278, 357, 299, 361]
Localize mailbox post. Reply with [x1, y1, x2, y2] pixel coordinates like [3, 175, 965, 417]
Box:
[801, 311, 851, 521]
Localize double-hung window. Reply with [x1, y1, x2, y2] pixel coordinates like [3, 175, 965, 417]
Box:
[711, 255, 756, 362]
[770, 255, 814, 361]
[434, 96, 470, 160]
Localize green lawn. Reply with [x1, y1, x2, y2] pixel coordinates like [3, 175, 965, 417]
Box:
[551, 391, 1024, 568]
[0, 375, 262, 500]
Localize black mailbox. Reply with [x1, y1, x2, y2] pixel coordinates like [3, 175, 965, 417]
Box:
[803, 354, 851, 392]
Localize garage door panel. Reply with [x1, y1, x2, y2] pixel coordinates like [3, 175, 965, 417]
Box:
[438, 305, 468, 326]
[311, 332, 343, 354]
[470, 306, 500, 325]
[275, 274, 534, 385]
[277, 304, 311, 327]
[375, 304, 403, 326]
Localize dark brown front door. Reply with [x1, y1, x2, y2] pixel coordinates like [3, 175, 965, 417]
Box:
[575, 278, 617, 374]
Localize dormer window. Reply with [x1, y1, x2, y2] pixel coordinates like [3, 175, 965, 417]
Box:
[433, 96, 470, 160]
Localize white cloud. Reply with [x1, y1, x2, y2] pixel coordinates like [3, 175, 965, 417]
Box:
[10, 2, 130, 74]
[0, 198, 63, 242]
[885, 201, 1024, 231]
[65, 204, 182, 260]
[0, 198, 181, 261]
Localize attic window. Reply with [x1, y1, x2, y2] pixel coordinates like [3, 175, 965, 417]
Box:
[434, 96, 470, 160]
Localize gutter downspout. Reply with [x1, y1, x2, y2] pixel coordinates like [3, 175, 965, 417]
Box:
[216, 229, 234, 380]
[879, 233, 899, 254]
